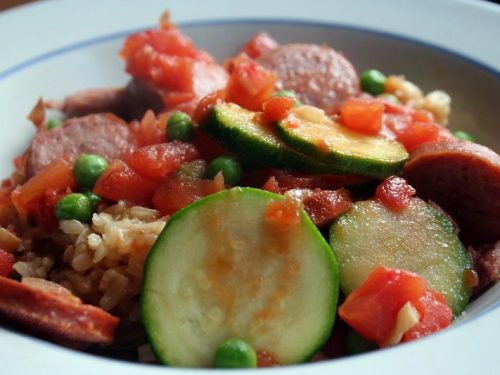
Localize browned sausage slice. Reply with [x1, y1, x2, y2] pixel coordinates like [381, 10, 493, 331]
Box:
[257, 44, 360, 113]
[0, 277, 120, 345]
[28, 114, 136, 176]
[59, 87, 130, 119]
[403, 139, 500, 245]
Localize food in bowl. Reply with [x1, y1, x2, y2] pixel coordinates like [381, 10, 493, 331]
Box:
[0, 10, 498, 368]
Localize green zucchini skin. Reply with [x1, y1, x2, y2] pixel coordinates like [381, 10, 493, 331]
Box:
[203, 103, 332, 172]
[329, 198, 472, 316]
[142, 187, 339, 367]
[277, 111, 408, 178]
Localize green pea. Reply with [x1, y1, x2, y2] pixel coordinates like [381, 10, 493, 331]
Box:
[360, 69, 386, 95]
[453, 130, 476, 142]
[214, 338, 257, 368]
[74, 154, 108, 190]
[46, 118, 63, 130]
[206, 156, 242, 185]
[167, 111, 194, 142]
[378, 93, 400, 104]
[55, 193, 94, 223]
[82, 190, 102, 208]
[345, 329, 377, 355]
[274, 90, 302, 106]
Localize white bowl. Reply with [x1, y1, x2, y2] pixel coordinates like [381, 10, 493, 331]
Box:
[0, 0, 499, 374]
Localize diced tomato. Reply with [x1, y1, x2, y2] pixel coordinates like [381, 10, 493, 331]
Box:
[11, 160, 75, 227]
[243, 32, 279, 59]
[133, 110, 169, 146]
[262, 176, 280, 194]
[225, 57, 277, 111]
[93, 160, 158, 206]
[375, 176, 416, 210]
[256, 350, 280, 367]
[248, 169, 369, 193]
[0, 249, 15, 277]
[338, 267, 427, 346]
[127, 142, 200, 182]
[153, 175, 225, 216]
[192, 90, 226, 125]
[383, 107, 441, 151]
[264, 198, 301, 231]
[339, 98, 384, 134]
[302, 189, 352, 227]
[262, 96, 296, 123]
[402, 290, 452, 342]
[121, 29, 197, 61]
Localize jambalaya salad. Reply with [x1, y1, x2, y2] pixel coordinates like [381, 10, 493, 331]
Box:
[0, 11, 498, 369]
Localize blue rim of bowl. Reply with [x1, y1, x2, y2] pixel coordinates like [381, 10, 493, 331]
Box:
[0, 17, 498, 367]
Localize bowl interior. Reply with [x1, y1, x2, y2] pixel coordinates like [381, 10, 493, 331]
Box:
[0, 19, 499, 364]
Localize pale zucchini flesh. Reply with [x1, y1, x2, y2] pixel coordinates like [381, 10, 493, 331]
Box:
[329, 198, 472, 316]
[278, 110, 408, 178]
[142, 187, 338, 367]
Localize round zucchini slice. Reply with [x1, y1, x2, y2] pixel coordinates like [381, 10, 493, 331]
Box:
[329, 198, 472, 316]
[277, 107, 408, 178]
[204, 102, 331, 172]
[142, 187, 338, 367]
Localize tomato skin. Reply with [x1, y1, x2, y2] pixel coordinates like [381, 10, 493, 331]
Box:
[375, 176, 416, 210]
[126, 142, 200, 182]
[133, 110, 170, 147]
[243, 32, 279, 59]
[93, 160, 158, 206]
[402, 290, 452, 342]
[256, 350, 280, 367]
[225, 57, 277, 111]
[338, 267, 427, 345]
[0, 249, 15, 277]
[153, 176, 224, 216]
[262, 96, 296, 123]
[340, 98, 384, 134]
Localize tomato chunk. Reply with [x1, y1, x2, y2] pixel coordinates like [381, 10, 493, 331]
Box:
[338, 267, 427, 345]
[93, 160, 158, 206]
[375, 176, 416, 210]
[225, 57, 277, 111]
[11, 160, 75, 228]
[340, 98, 384, 134]
[126, 142, 200, 182]
[243, 32, 279, 59]
[402, 290, 452, 342]
[262, 96, 296, 123]
[383, 106, 441, 151]
[153, 175, 225, 216]
[0, 249, 14, 277]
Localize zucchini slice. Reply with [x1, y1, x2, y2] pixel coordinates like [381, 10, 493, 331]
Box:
[329, 198, 472, 316]
[142, 187, 338, 367]
[203, 103, 330, 172]
[277, 107, 408, 178]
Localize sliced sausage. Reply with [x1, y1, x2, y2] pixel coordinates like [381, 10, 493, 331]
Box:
[126, 60, 228, 119]
[257, 44, 360, 113]
[403, 139, 500, 245]
[0, 277, 119, 346]
[28, 114, 136, 176]
[59, 87, 130, 120]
